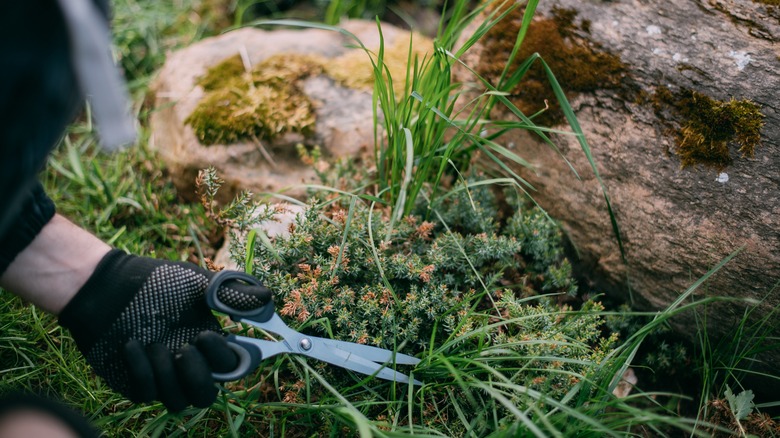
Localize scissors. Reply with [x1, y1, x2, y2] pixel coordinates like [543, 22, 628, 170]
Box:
[205, 271, 422, 385]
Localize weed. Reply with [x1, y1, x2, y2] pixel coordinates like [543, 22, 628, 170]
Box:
[693, 287, 780, 434]
[198, 153, 726, 435]
[207, 161, 632, 435]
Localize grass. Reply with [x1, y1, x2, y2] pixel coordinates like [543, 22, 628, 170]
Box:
[216, 190, 767, 436]
[693, 283, 780, 435]
[1, 0, 779, 436]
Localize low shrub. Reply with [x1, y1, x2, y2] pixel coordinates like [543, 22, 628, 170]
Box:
[200, 162, 622, 434]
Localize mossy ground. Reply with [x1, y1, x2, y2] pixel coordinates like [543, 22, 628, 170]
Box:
[476, 6, 628, 126]
[652, 87, 764, 169]
[186, 32, 431, 146]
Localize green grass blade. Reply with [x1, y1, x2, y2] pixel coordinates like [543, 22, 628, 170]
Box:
[536, 57, 627, 267]
[497, 0, 540, 89]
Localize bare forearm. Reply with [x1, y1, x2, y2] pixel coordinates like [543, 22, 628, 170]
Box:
[0, 214, 110, 314]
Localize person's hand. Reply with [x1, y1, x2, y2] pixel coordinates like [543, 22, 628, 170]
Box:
[59, 249, 271, 412]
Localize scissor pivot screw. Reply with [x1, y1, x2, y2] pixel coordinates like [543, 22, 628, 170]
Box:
[299, 338, 312, 351]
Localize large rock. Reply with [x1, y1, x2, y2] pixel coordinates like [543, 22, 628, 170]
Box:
[149, 20, 415, 201]
[458, 1, 779, 373]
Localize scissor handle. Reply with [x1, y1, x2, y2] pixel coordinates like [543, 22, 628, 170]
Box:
[206, 270, 276, 322]
[212, 335, 263, 382]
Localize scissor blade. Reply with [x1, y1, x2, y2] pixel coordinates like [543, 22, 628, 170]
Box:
[242, 314, 420, 366]
[320, 339, 421, 366]
[233, 336, 294, 361]
[313, 346, 422, 386]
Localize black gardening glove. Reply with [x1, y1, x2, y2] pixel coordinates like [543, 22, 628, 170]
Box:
[59, 249, 271, 412]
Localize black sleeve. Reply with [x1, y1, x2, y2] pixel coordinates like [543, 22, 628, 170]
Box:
[0, 183, 56, 277]
[0, 2, 78, 240]
[0, 0, 111, 275]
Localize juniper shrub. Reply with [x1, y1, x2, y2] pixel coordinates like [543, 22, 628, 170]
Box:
[204, 162, 618, 402]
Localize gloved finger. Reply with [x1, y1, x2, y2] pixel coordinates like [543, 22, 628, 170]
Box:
[123, 340, 156, 404]
[194, 331, 239, 374]
[177, 298, 225, 333]
[175, 344, 218, 409]
[146, 343, 188, 413]
[216, 276, 273, 312]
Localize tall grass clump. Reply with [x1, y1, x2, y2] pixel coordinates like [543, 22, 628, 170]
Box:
[690, 285, 780, 437]
[254, 0, 623, 258]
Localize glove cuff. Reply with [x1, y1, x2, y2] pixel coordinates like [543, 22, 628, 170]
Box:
[59, 249, 146, 353]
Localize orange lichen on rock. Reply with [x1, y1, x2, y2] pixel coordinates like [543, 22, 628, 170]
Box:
[476, 5, 628, 126]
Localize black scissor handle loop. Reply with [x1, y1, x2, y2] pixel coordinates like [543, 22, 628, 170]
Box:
[212, 336, 262, 381]
[206, 270, 275, 322]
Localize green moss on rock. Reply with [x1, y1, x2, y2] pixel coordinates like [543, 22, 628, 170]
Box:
[186, 53, 325, 145]
[186, 82, 316, 145]
[196, 54, 247, 91]
[653, 87, 765, 169]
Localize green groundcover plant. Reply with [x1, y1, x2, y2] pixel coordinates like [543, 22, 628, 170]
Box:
[196, 158, 705, 436]
[203, 160, 614, 392]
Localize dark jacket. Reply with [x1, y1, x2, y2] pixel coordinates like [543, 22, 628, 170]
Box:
[0, 0, 110, 275]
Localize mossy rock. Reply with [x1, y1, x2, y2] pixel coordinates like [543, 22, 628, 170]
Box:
[475, 5, 629, 126]
[453, 0, 780, 393]
[150, 21, 431, 202]
[184, 33, 429, 147]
